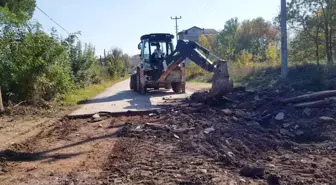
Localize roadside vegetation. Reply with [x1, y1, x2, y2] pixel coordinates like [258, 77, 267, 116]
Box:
[0, 0, 130, 108]
[61, 77, 128, 106]
[186, 0, 336, 91]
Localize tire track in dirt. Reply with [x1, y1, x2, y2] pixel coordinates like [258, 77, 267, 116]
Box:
[0, 113, 160, 185]
[0, 116, 105, 184]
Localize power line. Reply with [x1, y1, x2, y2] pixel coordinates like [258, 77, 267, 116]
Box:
[35, 5, 70, 35]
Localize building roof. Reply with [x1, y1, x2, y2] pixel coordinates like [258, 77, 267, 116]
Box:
[203, 28, 218, 34]
[178, 26, 218, 35]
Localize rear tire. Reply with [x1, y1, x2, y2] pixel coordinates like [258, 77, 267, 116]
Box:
[172, 82, 182, 94]
[130, 74, 136, 90]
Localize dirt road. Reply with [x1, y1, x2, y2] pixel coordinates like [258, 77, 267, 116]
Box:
[69, 79, 194, 117]
[1, 84, 336, 185]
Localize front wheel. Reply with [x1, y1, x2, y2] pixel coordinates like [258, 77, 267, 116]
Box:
[136, 68, 145, 94]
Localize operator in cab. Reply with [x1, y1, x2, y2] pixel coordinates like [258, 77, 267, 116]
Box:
[153, 44, 163, 59]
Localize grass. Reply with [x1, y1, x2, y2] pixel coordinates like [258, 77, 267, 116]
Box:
[185, 61, 278, 87]
[238, 63, 336, 91]
[185, 61, 336, 92]
[61, 77, 128, 105]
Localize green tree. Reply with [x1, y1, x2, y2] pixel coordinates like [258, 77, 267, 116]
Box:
[287, 0, 336, 64]
[0, 0, 35, 23]
[198, 34, 212, 50]
[236, 17, 279, 62]
[236, 50, 253, 65]
[289, 30, 326, 65]
[212, 17, 280, 63]
[104, 47, 129, 77]
[266, 42, 279, 63]
[215, 17, 239, 60]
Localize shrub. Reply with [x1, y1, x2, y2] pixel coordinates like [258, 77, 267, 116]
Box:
[236, 50, 253, 65]
[0, 26, 74, 102]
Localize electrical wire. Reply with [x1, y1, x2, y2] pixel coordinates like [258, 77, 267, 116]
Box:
[35, 5, 70, 35]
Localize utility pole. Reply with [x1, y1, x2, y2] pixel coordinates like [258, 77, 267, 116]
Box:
[171, 16, 182, 41]
[280, 0, 288, 78]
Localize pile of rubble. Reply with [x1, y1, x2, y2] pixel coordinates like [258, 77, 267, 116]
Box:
[104, 87, 336, 184]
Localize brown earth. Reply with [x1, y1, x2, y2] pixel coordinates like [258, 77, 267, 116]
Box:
[103, 87, 336, 185]
[1, 87, 336, 185]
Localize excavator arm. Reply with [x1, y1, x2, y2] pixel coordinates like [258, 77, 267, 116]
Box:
[160, 40, 233, 95]
[163, 40, 218, 72]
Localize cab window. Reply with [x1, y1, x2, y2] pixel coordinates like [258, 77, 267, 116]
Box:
[167, 42, 174, 55]
[141, 39, 150, 62]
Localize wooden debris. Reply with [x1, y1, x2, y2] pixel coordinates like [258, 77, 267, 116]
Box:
[12, 101, 26, 108]
[319, 116, 336, 122]
[144, 122, 169, 130]
[173, 134, 180, 139]
[293, 99, 333, 108]
[281, 90, 336, 104]
[260, 114, 272, 121]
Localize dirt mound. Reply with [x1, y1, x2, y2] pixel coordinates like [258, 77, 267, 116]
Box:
[103, 87, 336, 184]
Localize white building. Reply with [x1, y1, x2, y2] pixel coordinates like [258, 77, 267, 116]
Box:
[177, 26, 218, 41]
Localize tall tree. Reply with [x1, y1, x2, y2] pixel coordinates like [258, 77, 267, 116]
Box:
[236, 17, 279, 62]
[287, 0, 335, 64]
[215, 17, 239, 60]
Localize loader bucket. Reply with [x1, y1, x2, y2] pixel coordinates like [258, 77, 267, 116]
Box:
[209, 61, 233, 96]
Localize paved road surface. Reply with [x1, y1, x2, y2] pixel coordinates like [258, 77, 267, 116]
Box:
[69, 79, 194, 116]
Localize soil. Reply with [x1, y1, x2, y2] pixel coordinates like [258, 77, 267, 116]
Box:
[103, 87, 336, 185]
[1, 87, 336, 185]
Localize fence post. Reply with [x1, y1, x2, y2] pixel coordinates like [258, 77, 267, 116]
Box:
[0, 87, 4, 111]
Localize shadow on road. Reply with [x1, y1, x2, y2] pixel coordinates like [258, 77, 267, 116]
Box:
[0, 132, 118, 163]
